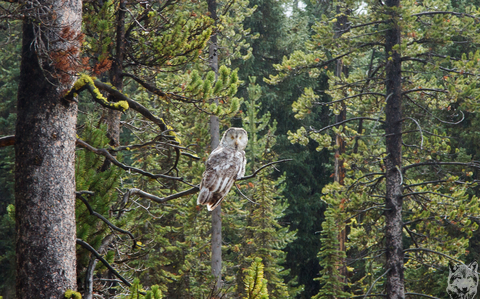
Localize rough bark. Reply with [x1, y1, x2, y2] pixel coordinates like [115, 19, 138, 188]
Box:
[15, 0, 82, 296]
[207, 0, 222, 290]
[384, 0, 405, 298]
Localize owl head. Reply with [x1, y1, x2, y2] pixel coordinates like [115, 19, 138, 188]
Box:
[220, 127, 248, 151]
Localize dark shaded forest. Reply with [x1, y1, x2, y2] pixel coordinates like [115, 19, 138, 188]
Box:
[2, 0, 480, 298]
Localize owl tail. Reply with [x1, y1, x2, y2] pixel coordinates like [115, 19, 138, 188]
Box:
[197, 187, 224, 211]
[206, 193, 224, 211]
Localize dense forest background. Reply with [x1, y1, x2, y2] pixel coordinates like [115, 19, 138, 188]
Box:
[2, 0, 480, 298]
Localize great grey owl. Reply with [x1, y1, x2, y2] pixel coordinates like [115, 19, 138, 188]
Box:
[197, 127, 248, 211]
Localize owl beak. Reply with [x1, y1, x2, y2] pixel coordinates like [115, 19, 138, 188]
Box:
[235, 141, 238, 149]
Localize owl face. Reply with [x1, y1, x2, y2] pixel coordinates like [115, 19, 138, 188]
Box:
[220, 127, 248, 151]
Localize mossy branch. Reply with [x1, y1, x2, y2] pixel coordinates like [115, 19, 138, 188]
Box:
[65, 74, 129, 112]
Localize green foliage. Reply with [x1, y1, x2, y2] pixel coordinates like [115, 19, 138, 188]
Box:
[243, 257, 269, 299]
[75, 122, 124, 285]
[0, 20, 20, 299]
[121, 279, 163, 299]
[0, 204, 15, 298]
[313, 206, 350, 299]
[268, 0, 480, 297]
[231, 80, 299, 299]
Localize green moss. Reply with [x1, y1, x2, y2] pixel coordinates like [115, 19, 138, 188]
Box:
[65, 289, 82, 299]
[70, 74, 129, 112]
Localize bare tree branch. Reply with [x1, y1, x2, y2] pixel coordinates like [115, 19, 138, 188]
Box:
[122, 73, 198, 103]
[311, 117, 385, 134]
[0, 135, 14, 147]
[364, 269, 390, 299]
[121, 187, 199, 206]
[403, 161, 480, 172]
[237, 159, 292, 181]
[76, 192, 136, 248]
[315, 92, 386, 106]
[405, 293, 441, 299]
[93, 80, 169, 131]
[412, 11, 480, 20]
[76, 238, 132, 287]
[76, 138, 183, 181]
[404, 248, 464, 265]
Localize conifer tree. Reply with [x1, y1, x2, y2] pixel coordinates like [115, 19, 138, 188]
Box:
[268, 0, 480, 297]
[232, 78, 298, 298]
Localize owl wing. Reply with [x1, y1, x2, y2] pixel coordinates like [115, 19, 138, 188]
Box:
[197, 146, 245, 211]
[237, 150, 246, 179]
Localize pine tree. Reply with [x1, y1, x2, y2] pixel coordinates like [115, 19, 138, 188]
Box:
[268, 0, 480, 297]
[235, 1, 333, 296]
[232, 78, 298, 298]
[243, 257, 269, 299]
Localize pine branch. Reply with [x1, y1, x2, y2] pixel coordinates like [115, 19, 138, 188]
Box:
[76, 192, 136, 248]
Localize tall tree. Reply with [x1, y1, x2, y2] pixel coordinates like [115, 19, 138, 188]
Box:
[14, 0, 82, 296]
[269, 0, 480, 297]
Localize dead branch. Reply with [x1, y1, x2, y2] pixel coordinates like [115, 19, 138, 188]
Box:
[0, 135, 14, 147]
[76, 138, 183, 181]
[310, 117, 385, 134]
[237, 159, 292, 181]
[84, 235, 114, 299]
[122, 73, 199, 103]
[122, 187, 199, 206]
[76, 238, 132, 287]
[93, 80, 169, 131]
[76, 192, 136, 248]
[403, 247, 464, 265]
[402, 161, 480, 172]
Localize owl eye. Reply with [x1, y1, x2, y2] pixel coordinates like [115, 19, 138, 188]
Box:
[231, 136, 234, 139]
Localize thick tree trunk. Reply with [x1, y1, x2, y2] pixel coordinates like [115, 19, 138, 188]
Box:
[207, 0, 222, 290]
[384, 0, 404, 298]
[15, 0, 82, 297]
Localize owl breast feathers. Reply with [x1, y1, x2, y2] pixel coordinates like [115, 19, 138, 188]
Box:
[197, 128, 247, 211]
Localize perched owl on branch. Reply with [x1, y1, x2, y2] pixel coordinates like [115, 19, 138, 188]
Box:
[197, 127, 248, 211]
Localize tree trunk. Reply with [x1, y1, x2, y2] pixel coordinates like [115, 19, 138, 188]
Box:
[106, 0, 126, 148]
[334, 9, 348, 293]
[15, 0, 82, 297]
[384, 0, 404, 298]
[207, 0, 222, 290]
